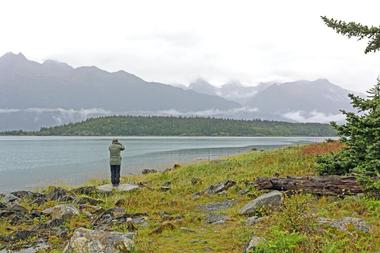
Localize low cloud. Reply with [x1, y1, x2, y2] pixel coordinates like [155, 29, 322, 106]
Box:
[25, 108, 111, 115]
[0, 108, 112, 126]
[1, 107, 342, 130]
[132, 107, 259, 117]
[283, 111, 345, 123]
[0, 109, 21, 113]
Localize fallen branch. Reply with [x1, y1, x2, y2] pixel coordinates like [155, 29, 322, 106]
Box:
[255, 176, 364, 196]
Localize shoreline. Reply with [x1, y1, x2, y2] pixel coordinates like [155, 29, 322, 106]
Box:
[0, 144, 258, 194]
[0, 137, 335, 193]
[1, 141, 378, 252]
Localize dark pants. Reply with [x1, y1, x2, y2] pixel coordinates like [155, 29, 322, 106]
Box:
[110, 165, 121, 186]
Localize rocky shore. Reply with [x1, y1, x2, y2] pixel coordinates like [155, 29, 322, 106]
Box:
[0, 142, 377, 252]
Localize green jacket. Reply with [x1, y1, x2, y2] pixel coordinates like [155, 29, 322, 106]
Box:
[109, 143, 125, 165]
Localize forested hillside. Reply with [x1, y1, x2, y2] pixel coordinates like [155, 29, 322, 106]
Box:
[2, 116, 337, 136]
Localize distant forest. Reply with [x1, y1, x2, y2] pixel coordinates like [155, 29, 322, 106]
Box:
[1, 116, 337, 136]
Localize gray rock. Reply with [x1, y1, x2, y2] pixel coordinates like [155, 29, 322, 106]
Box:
[2, 230, 35, 243]
[30, 209, 41, 218]
[71, 186, 99, 195]
[192, 192, 202, 199]
[204, 180, 236, 194]
[0, 202, 7, 209]
[11, 191, 44, 200]
[207, 213, 230, 224]
[142, 169, 158, 174]
[211, 220, 225, 225]
[2, 194, 20, 204]
[63, 228, 134, 253]
[42, 204, 79, 220]
[199, 199, 236, 211]
[0, 240, 49, 253]
[92, 207, 128, 227]
[317, 217, 370, 233]
[0, 204, 31, 225]
[46, 187, 74, 201]
[78, 204, 103, 214]
[0, 203, 27, 216]
[129, 217, 148, 226]
[38, 218, 65, 229]
[30, 196, 47, 205]
[245, 216, 259, 225]
[93, 207, 148, 230]
[244, 236, 264, 253]
[7, 204, 28, 214]
[180, 227, 196, 233]
[160, 181, 172, 192]
[75, 196, 104, 205]
[238, 189, 250, 195]
[158, 211, 183, 221]
[239, 191, 283, 215]
[97, 184, 139, 193]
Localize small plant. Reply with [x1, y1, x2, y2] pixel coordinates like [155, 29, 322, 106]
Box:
[252, 229, 306, 253]
[277, 194, 317, 234]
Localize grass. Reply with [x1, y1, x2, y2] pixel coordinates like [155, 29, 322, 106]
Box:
[2, 141, 380, 252]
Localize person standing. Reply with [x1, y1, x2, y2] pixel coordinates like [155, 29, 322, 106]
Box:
[109, 138, 125, 187]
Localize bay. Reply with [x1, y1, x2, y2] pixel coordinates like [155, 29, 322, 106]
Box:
[0, 136, 333, 192]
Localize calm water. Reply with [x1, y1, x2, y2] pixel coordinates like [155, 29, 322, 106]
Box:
[0, 136, 332, 192]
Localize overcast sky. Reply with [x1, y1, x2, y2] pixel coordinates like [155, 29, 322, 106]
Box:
[0, 0, 378, 92]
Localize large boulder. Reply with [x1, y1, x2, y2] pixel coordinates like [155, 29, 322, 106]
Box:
[63, 228, 134, 253]
[42, 204, 79, 220]
[239, 191, 283, 215]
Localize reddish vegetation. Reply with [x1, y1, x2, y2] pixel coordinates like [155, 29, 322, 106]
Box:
[302, 141, 345, 155]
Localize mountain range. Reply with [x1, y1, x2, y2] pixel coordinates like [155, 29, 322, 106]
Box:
[0, 52, 357, 130]
[186, 78, 357, 123]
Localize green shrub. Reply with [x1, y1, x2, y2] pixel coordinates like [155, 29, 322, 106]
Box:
[316, 78, 380, 191]
[317, 17, 380, 191]
[278, 194, 317, 234]
[252, 229, 306, 253]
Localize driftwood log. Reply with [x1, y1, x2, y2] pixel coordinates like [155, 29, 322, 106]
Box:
[255, 176, 364, 196]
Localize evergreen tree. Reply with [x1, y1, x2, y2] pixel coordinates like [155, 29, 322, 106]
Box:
[321, 16, 380, 53]
[317, 17, 380, 190]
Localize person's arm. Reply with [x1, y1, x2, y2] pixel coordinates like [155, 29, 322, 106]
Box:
[120, 144, 125, 151]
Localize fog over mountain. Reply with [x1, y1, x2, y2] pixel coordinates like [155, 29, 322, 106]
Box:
[189, 79, 274, 104]
[187, 78, 359, 123]
[0, 52, 358, 131]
